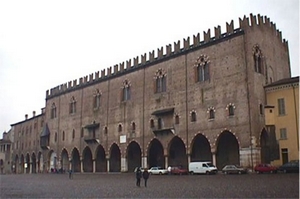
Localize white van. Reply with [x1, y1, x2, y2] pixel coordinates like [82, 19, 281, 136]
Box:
[188, 162, 218, 174]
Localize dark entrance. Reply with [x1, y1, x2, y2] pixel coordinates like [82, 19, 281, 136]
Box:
[260, 130, 270, 163]
[20, 155, 24, 174]
[61, 149, 69, 172]
[216, 131, 239, 170]
[71, 148, 81, 172]
[190, 134, 212, 162]
[110, 143, 121, 172]
[148, 139, 164, 168]
[31, 153, 36, 173]
[127, 141, 141, 172]
[95, 145, 107, 172]
[83, 147, 93, 172]
[168, 136, 187, 168]
[26, 153, 30, 173]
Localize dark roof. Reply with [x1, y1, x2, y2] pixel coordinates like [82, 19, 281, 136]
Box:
[84, 122, 100, 129]
[151, 108, 174, 116]
[264, 76, 299, 88]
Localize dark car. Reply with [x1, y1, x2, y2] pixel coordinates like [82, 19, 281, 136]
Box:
[170, 166, 188, 175]
[278, 160, 299, 173]
[254, 164, 278, 174]
[222, 165, 247, 174]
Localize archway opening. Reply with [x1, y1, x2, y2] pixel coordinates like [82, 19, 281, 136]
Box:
[216, 131, 240, 170]
[95, 145, 107, 172]
[61, 149, 69, 172]
[148, 139, 164, 168]
[71, 148, 81, 172]
[168, 136, 187, 169]
[127, 141, 141, 172]
[25, 153, 30, 173]
[31, 153, 37, 173]
[260, 130, 270, 163]
[110, 144, 121, 172]
[83, 147, 93, 172]
[190, 134, 212, 162]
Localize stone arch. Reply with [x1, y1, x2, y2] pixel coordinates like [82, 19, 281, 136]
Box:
[147, 138, 164, 168]
[71, 148, 81, 172]
[109, 143, 121, 172]
[216, 130, 240, 170]
[127, 141, 142, 172]
[31, 152, 37, 173]
[260, 129, 270, 163]
[61, 149, 69, 172]
[190, 133, 212, 162]
[82, 146, 93, 172]
[25, 153, 30, 173]
[0, 159, 3, 174]
[168, 136, 187, 168]
[95, 145, 106, 172]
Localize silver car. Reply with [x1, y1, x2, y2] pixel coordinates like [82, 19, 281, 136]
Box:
[222, 165, 247, 174]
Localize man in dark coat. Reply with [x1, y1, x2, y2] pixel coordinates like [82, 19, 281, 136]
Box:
[135, 167, 142, 187]
[142, 168, 150, 187]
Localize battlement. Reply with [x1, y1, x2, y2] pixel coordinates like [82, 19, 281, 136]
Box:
[46, 13, 289, 99]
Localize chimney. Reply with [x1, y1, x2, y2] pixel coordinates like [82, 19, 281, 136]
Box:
[25, 114, 28, 120]
[33, 111, 36, 117]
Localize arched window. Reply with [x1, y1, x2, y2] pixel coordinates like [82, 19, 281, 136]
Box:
[93, 89, 101, 109]
[118, 124, 122, 132]
[226, 103, 235, 116]
[253, 45, 263, 74]
[194, 55, 210, 82]
[208, 107, 215, 119]
[54, 132, 57, 142]
[155, 68, 167, 93]
[72, 129, 75, 139]
[69, 96, 76, 114]
[122, 80, 131, 101]
[62, 131, 65, 141]
[104, 126, 108, 135]
[51, 103, 57, 119]
[132, 122, 136, 132]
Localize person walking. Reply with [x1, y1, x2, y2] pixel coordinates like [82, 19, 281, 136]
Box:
[68, 169, 73, 179]
[135, 167, 142, 187]
[142, 168, 150, 187]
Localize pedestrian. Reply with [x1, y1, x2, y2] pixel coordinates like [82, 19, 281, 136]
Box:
[68, 169, 73, 179]
[168, 166, 172, 175]
[142, 168, 150, 187]
[135, 167, 142, 187]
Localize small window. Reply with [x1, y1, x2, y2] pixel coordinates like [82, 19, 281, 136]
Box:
[72, 129, 75, 139]
[175, 115, 180, 124]
[280, 128, 287, 140]
[54, 132, 57, 142]
[209, 109, 215, 119]
[81, 128, 84, 137]
[132, 122, 136, 132]
[253, 45, 263, 74]
[118, 124, 122, 132]
[259, 104, 264, 115]
[191, 111, 196, 122]
[62, 131, 65, 141]
[51, 103, 57, 119]
[195, 55, 210, 82]
[93, 92, 101, 109]
[155, 69, 167, 93]
[104, 126, 108, 135]
[150, 119, 155, 128]
[227, 104, 235, 116]
[69, 97, 76, 114]
[122, 80, 131, 101]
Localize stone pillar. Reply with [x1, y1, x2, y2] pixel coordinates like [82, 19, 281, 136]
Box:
[165, 155, 168, 168]
[80, 159, 83, 173]
[187, 154, 191, 164]
[121, 157, 127, 172]
[212, 153, 217, 166]
[142, 156, 147, 168]
[107, 159, 110, 173]
[93, 159, 96, 173]
[30, 161, 32, 174]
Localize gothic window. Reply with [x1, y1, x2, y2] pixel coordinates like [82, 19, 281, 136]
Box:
[259, 104, 264, 115]
[175, 115, 180, 124]
[226, 103, 235, 116]
[81, 127, 84, 137]
[69, 96, 76, 114]
[51, 103, 57, 119]
[54, 133, 57, 142]
[150, 119, 155, 128]
[104, 126, 108, 135]
[253, 45, 263, 74]
[93, 89, 101, 109]
[207, 107, 215, 119]
[121, 80, 131, 101]
[194, 55, 210, 82]
[154, 68, 167, 93]
[191, 111, 197, 122]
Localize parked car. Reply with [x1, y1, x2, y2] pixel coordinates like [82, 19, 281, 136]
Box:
[222, 165, 247, 174]
[188, 162, 218, 175]
[254, 164, 278, 174]
[278, 160, 299, 173]
[148, 166, 169, 175]
[170, 166, 188, 175]
[134, 167, 144, 172]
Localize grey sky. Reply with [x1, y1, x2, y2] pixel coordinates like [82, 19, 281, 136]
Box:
[0, 0, 299, 137]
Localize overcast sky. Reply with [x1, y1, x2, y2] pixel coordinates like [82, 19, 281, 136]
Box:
[0, 0, 299, 137]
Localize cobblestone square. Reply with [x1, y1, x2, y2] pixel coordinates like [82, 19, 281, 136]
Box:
[0, 173, 299, 198]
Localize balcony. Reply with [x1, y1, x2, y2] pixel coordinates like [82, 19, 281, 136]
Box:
[83, 122, 100, 144]
[152, 127, 175, 136]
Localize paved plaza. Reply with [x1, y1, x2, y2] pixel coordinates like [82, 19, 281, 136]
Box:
[0, 172, 299, 198]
